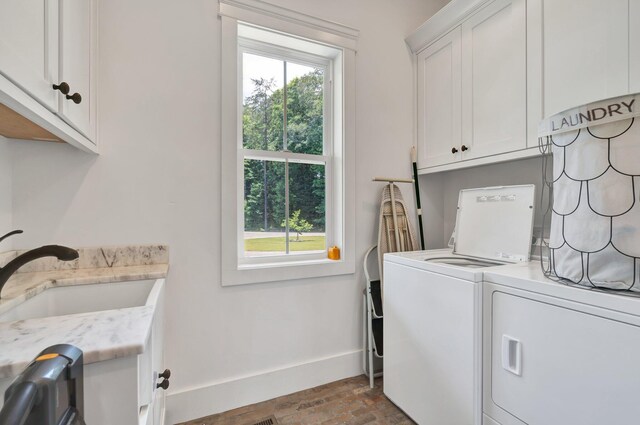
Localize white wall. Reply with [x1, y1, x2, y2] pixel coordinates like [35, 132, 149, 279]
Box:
[9, 0, 448, 422]
[420, 155, 550, 248]
[0, 140, 12, 246]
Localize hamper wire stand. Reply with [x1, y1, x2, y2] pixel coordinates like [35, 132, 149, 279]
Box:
[538, 94, 640, 294]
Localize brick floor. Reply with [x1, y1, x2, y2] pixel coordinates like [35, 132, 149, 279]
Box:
[177, 375, 415, 425]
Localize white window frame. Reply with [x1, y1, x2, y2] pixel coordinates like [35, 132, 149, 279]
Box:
[219, 0, 358, 286]
[238, 39, 333, 265]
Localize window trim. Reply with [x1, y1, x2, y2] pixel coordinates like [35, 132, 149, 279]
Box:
[220, 4, 357, 286]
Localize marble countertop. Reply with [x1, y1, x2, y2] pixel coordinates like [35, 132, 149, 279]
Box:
[0, 303, 156, 379]
[0, 245, 169, 380]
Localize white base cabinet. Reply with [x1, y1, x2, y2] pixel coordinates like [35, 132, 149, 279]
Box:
[0, 281, 166, 425]
[483, 282, 640, 425]
[83, 317, 166, 425]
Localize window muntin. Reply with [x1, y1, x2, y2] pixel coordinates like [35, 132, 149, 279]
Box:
[239, 38, 332, 262]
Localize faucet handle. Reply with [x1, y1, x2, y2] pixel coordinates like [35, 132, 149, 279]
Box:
[0, 230, 23, 245]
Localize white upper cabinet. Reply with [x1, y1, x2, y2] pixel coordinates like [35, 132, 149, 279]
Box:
[526, 0, 637, 147]
[461, 0, 526, 160]
[0, 0, 97, 152]
[413, 0, 527, 170]
[629, 1, 640, 93]
[409, 0, 640, 173]
[539, 0, 629, 116]
[0, 0, 59, 110]
[58, 0, 97, 140]
[417, 28, 462, 168]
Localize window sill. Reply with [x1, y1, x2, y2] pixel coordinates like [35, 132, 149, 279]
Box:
[222, 257, 355, 286]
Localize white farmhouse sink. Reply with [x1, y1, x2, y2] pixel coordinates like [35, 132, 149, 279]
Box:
[0, 279, 158, 323]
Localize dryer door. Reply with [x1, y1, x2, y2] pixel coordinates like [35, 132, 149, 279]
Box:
[486, 289, 640, 425]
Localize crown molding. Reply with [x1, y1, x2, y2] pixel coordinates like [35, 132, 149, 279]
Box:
[219, 0, 359, 50]
[406, 0, 490, 53]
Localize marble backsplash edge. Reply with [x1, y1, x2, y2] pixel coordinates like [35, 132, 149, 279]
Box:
[0, 251, 17, 268]
[0, 245, 169, 273]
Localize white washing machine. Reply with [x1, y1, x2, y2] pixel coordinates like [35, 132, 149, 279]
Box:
[383, 185, 536, 425]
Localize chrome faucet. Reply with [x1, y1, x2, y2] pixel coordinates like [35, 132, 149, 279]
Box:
[0, 230, 79, 299]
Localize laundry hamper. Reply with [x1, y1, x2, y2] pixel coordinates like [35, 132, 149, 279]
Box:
[538, 93, 640, 292]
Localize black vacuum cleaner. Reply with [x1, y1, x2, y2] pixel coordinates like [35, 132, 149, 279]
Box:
[0, 344, 85, 425]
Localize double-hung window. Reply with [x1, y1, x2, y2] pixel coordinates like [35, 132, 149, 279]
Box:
[220, 1, 357, 285]
[240, 35, 332, 263]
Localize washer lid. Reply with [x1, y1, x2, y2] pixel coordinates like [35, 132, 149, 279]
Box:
[453, 185, 536, 263]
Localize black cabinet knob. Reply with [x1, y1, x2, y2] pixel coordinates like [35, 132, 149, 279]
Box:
[451, 147, 458, 154]
[158, 369, 171, 380]
[156, 379, 170, 390]
[66, 92, 82, 104]
[53, 82, 70, 95]
[461, 145, 469, 152]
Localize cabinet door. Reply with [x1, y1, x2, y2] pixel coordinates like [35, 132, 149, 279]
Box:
[58, 0, 97, 140]
[542, 0, 629, 116]
[152, 282, 165, 425]
[491, 292, 640, 425]
[0, 0, 58, 110]
[631, 1, 640, 93]
[461, 0, 526, 160]
[417, 27, 462, 168]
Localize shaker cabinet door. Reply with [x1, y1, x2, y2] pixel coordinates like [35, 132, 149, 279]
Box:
[461, 0, 526, 160]
[541, 0, 629, 116]
[152, 283, 166, 425]
[417, 27, 462, 169]
[630, 1, 640, 94]
[0, 0, 58, 110]
[58, 0, 97, 140]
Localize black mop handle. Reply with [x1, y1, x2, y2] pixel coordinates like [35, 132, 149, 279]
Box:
[411, 147, 425, 250]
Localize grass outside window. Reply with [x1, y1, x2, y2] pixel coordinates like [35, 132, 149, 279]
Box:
[244, 236, 325, 252]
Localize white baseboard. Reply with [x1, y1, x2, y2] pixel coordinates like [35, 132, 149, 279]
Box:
[165, 349, 363, 424]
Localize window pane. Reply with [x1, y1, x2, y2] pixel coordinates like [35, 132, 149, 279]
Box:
[286, 63, 324, 155]
[287, 162, 326, 254]
[242, 53, 284, 151]
[244, 159, 286, 257]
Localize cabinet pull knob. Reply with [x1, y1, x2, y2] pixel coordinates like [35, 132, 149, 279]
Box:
[451, 147, 458, 154]
[53, 82, 70, 95]
[461, 145, 469, 152]
[158, 369, 171, 380]
[66, 92, 82, 104]
[156, 379, 170, 390]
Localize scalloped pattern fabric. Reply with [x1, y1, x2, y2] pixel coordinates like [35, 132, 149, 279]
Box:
[544, 118, 640, 291]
